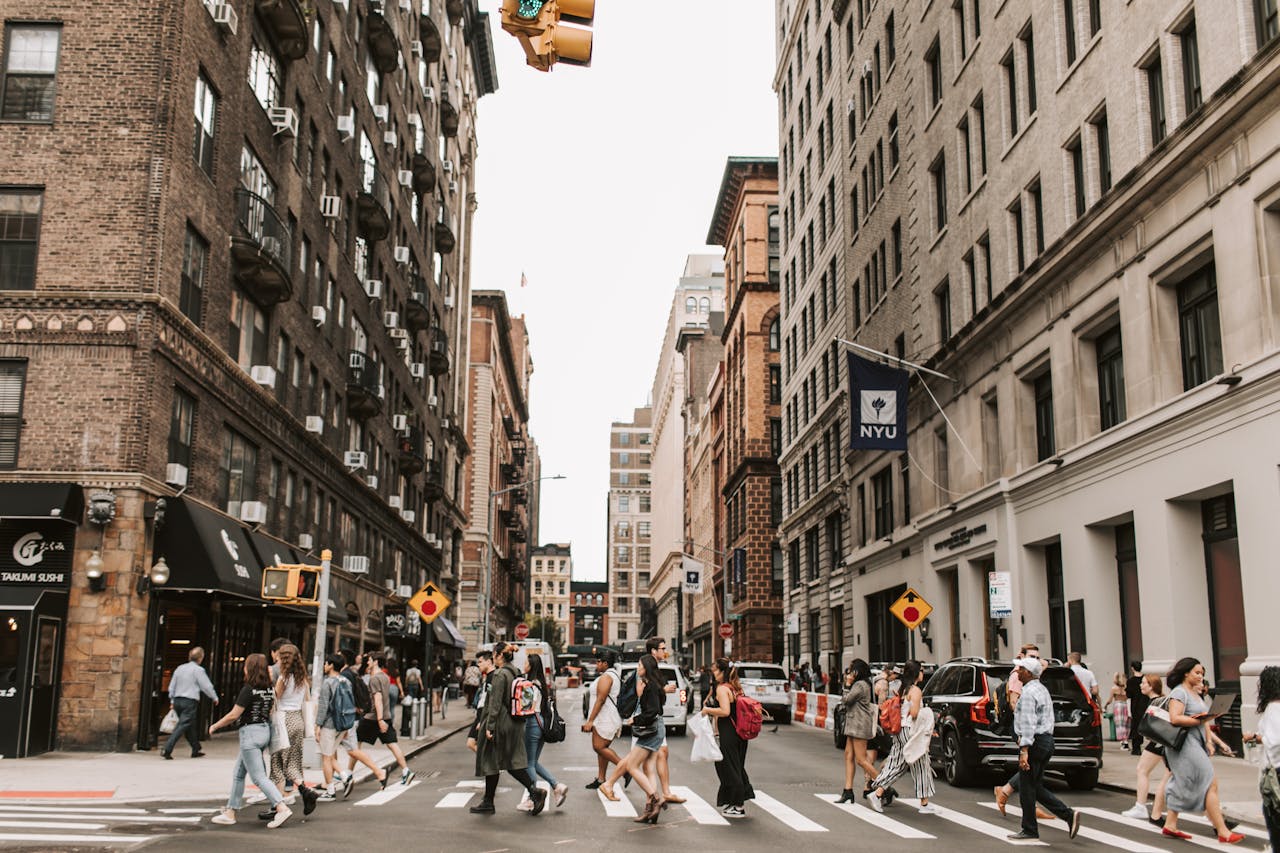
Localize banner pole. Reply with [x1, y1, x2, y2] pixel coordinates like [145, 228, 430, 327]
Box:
[836, 337, 956, 382]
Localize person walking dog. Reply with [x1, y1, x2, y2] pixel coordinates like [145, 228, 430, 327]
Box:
[162, 646, 218, 760]
[1006, 656, 1081, 841]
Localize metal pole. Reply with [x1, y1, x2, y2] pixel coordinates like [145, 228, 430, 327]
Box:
[910, 628, 916, 663]
[310, 549, 333, 691]
[835, 337, 957, 382]
[426, 623, 434, 730]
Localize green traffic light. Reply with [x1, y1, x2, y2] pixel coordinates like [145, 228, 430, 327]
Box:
[516, 0, 546, 18]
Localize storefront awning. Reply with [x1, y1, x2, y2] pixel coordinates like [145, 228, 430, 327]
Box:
[154, 499, 263, 600]
[432, 616, 467, 648]
[246, 529, 302, 571]
[0, 482, 83, 523]
[0, 585, 67, 610]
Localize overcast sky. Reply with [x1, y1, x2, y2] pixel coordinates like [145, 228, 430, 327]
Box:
[469, 2, 779, 581]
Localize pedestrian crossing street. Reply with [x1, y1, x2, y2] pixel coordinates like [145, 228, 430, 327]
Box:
[0, 803, 208, 847]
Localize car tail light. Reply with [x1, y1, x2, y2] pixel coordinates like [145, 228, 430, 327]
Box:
[679, 689, 687, 705]
[1077, 676, 1102, 728]
[970, 674, 992, 725]
[783, 682, 790, 693]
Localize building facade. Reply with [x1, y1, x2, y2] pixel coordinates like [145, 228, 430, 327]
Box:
[0, 0, 494, 755]
[529, 542, 571, 643]
[605, 406, 650, 643]
[569, 579, 608, 646]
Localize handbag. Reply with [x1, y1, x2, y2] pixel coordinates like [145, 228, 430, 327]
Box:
[1138, 697, 1188, 751]
[833, 703, 848, 749]
[159, 707, 178, 735]
[631, 711, 659, 738]
[270, 709, 290, 751]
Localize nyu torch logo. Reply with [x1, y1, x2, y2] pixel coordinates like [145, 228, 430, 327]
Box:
[860, 390, 899, 439]
[13, 531, 66, 567]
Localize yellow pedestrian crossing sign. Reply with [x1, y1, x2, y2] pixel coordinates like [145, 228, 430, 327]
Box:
[889, 587, 933, 631]
[409, 582, 451, 624]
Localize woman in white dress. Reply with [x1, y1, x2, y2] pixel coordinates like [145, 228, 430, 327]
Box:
[581, 649, 624, 790]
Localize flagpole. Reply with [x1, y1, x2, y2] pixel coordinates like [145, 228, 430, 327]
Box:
[835, 337, 957, 382]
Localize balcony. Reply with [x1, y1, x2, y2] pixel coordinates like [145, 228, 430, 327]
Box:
[345, 351, 383, 419]
[512, 488, 528, 506]
[231, 188, 293, 306]
[404, 282, 431, 334]
[397, 426, 425, 475]
[357, 168, 392, 242]
[434, 205, 456, 254]
[410, 146, 436, 194]
[366, 1, 402, 74]
[256, 0, 308, 60]
[419, 10, 443, 63]
[427, 327, 450, 376]
[501, 462, 521, 485]
[424, 459, 445, 500]
[445, 0, 464, 25]
[440, 88, 459, 137]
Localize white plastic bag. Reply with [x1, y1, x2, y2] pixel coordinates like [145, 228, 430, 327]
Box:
[270, 710, 290, 751]
[159, 707, 178, 735]
[688, 713, 723, 763]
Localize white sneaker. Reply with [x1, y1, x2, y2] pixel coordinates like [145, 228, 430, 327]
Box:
[553, 783, 568, 807]
[868, 791, 883, 813]
[1121, 803, 1149, 820]
[245, 793, 267, 805]
[917, 804, 939, 815]
[723, 805, 746, 818]
[210, 810, 236, 825]
[267, 806, 292, 828]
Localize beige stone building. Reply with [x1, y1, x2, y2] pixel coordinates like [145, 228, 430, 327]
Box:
[529, 542, 571, 644]
[606, 407, 651, 643]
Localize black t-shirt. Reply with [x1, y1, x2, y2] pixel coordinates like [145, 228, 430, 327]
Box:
[235, 684, 275, 727]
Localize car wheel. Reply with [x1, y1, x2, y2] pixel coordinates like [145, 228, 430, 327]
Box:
[1064, 769, 1099, 791]
[942, 730, 976, 788]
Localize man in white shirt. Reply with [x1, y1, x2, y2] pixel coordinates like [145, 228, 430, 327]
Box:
[1068, 652, 1099, 701]
[162, 647, 218, 759]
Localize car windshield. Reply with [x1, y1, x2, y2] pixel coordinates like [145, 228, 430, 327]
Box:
[738, 666, 786, 681]
[1042, 669, 1091, 706]
[620, 665, 678, 685]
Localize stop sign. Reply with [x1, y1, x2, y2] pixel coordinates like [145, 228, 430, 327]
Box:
[718, 622, 733, 639]
[514, 622, 530, 640]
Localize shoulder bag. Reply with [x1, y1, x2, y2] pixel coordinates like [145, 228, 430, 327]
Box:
[1137, 696, 1188, 751]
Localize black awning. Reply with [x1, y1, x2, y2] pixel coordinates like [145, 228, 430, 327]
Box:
[246, 530, 302, 570]
[0, 483, 84, 523]
[431, 615, 467, 649]
[0, 585, 67, 610]
[154, 499, 263, 600]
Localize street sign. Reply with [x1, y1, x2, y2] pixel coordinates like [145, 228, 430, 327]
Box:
[889, 587, 933, 631]
[718, 622, 733, 639]
[988, 571, 1013, 617]
[681, 556, 703, 593]
[408, 581, 452, 624]
[515, 622, 530, 640]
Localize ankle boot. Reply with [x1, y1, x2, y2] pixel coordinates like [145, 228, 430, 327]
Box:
[838, 788, 855, 803]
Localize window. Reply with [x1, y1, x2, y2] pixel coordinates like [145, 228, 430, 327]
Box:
[1260, 0, 1280, 47]
[1033, 371, 1056, 461]
[247, 37, 283, 111]
[982, 394, 1001, 480]
[1145, 51, 1167, 146]
[0, 189, 42, 289]
[769, 364, 782, 404]
[954, 0, 969, 60]
[888, 111, 899, 169]
[1096, 325, 1126, 430]
[1067, 134, 1086, 218]
[1088, 0, 1102, 36]
[826, 512, 843, 571]
[959, 116, 973, 193]
[1002, 51, 1019, 137]
[886, 12, 896, 65]
[768, 317, 780, 351]
[891, 219, 902, 278]
[856, 483, 867, 546]
[218, 428, 259, 517]
[168, 390, 196, 475]
[0, 361, 26, 467]
[228, 287, 268, 370]
[805, 526, 820, 581]
[934, 426, 950, 500]
[935, 278, 952, 341]
[1010, 198, 1026, 272]
[872, 466, 894, 538]
[1177, 263, 1223, 389]
[1021, 25, 1038, 113]
[637, 520, 650, 539]
[1045, 542, 1067, 659]
[1093, 109, 1112, 194]
[789, 538, 801, 587]
[192, 72, 218, 176]
[1, 24, 61, 122]
[973, 93, 988, 175]
[639, 494, 650, 511]
[180, 226, 208, 325]
[978, 233, 992, 303]
[1029, 178, 1044, 256]
[1063, 0, 1078, 65]
[1179, 19, 1202, 113]
[926, 37, 943, 109]
[930, 152, 947, 232]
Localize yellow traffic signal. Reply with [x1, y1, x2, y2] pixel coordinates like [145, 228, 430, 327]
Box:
[261, 564, 322, 604]
[500, 0, 594, 72]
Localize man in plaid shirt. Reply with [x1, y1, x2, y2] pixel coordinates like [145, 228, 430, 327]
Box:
[1009, 657, 1082, 841]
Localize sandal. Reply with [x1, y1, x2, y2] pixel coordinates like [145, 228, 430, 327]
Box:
[598, 784, 619, 802]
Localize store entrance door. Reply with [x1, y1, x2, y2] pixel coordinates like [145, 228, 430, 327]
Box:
[0, 589, 68, 758]
[26, 615, 61, 755]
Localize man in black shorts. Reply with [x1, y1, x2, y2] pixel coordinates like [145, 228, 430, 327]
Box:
[357, 655, 415, 785]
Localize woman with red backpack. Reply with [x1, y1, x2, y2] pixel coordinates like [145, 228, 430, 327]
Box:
[701, 657, 755, 818]
[867, 660, 937, 815]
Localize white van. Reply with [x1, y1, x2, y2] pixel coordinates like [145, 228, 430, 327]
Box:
[479, 640, 555, 676]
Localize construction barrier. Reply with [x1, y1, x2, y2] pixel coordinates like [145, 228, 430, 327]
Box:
[790, 690, 836, 730]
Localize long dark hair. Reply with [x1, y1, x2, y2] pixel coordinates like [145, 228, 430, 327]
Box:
[713, 657, 742, 695]
[849, 658, 872, 684]
[244, 653, 271, 689]
[527, 653, 547, 688]
[901, 660, 923, 688]
[638, 654, 663, 695]
[1258, 666, 1280, 714]
[1166, 657, 1201, 690]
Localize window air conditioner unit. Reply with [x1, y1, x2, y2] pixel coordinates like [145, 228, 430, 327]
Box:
[311, 305, 328, 325]
[411, 39, 423, 57]
[448, 179, 458, 194]
[365, 474, 379, 490]
[393, 245, 411, 264]
[428, 393, 438, 407]
[268, 106, 298, 137]
[336, 112, 355, 140]
[389, 495, 403, 509]
[410, 362, 425, 378]
[392, 414, 409, 431]
[239, 501, 268, 524]
[305, 416, 324, 434]
[383, 311, 399, 328]
[209, 3, 238, 34]
[441, 158, 454, 173]
[390, 328, 409, 341]
[249, 365, 277, 387]
[425, 533, 439, 547]
[407, 112, 422, 127]
[376, 384, 386, 400]
[343, 555, 370, 575]
[344, 450, 368, 469]
[863, 60, 873, 75]
[373, 104, 389, 124]
[398, 169, 414, 187]
[400, 0, 413, 11]
[165, 463, 189, 487]
[401, 510, 416, 524]
[441, 417, 452, 431]
[320, 195, 341, 218]
[385, 578, 396, 592]
[364, 279, 383, 299]
[420, 83, 436, 102]
[348, 351, 365, 369]
[383, 130, 397, 149]
[297, 533, 314, 550]
[398, 583, 413, 598]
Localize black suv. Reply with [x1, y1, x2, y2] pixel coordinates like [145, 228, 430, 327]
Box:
[921, 658, 1103, 790]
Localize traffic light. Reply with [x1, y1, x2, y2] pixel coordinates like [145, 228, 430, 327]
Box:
[261, 564, 322, 603]
[499, 0, 595, 72]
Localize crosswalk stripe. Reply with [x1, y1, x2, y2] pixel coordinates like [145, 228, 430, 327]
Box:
[0, 811, 201, 824]
[0, 833, 150, 843]
[898, 799, 1046, 846]
[1177, 813, 1270, 841]
[980, 802, 1166, 852]
[598, 789, 637, 817]
[159, 808, 221, 814]
[752, 791, 826, 831]
[355, 780, 421, 807]
[1079, 807, 1240, 850]
[668, 785, 729, 825]
[0, 805, 147, 815]
[455, 780, 486, 788]
[0, 819, 108, 830]
[436, 792, 476, 808]
[815, 794, 936, 839]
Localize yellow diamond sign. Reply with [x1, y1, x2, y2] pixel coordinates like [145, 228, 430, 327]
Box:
[889, 587, 933, 631]
[409, 581, 452, 624]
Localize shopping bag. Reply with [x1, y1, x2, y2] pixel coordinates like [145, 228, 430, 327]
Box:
[270, 710, 290, 751]
[688, 713, 723, 763]
[159, 707, 178, 735]
[303, 698, 317, 735]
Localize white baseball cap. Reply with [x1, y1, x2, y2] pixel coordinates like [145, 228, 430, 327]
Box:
[1016, 657, 1043, 677]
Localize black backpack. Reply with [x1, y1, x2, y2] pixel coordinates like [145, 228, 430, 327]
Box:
[343, 668, 373, 716]
[615, 671, 638, 718]
[540, 692, 567, 743]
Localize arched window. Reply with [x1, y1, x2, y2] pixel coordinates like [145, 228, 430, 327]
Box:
[575, 593, 582, 605]
[685, 296, 697, 314]
[699, 296, 710, 314]
[595, 594, 604, 605]
[768, 317, 781, 351]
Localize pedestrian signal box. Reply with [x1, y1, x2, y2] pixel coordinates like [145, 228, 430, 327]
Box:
[261, 564, 322, 604]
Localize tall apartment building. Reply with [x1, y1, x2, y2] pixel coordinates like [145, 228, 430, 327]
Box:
[460, 290, 536, 651]
[0, 0, 494, 755]
[605, 406, 651, 643]
[570, 579, 608, 646]
[529, 542, 571, 643]
[779, 0, 1280, 737]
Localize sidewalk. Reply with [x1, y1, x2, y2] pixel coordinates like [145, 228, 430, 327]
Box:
[0, 717, 470, 804]
[1096, 741, 1265, 825]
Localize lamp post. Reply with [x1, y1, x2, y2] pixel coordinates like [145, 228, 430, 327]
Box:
[481, 475, 565, 646]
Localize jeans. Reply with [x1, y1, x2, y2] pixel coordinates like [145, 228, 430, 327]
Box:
[1018, 733, 1074, 837]
[163, 697, 200, 756]
[525, 715, 558, 787]
[227, 723, 284, 810]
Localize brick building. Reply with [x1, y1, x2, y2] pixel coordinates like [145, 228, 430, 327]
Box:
[0, 0, 495, 755]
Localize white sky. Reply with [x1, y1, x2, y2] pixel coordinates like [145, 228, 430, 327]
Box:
[470, 2, 779, 582]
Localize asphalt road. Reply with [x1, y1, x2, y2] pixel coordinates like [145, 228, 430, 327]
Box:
[1, 688, 1271, 853]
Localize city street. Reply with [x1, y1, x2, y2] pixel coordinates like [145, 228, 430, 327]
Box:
[0, 688, 1270, 852]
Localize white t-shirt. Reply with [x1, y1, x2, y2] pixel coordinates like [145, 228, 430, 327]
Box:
[1071, 664, 1098, 696]
[1259, 701, 1280, 769]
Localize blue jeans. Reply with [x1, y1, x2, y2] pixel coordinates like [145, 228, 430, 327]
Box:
[163, 697, 200, 756]
[524, 715, 558, 787]
[227, 723, 283, 809]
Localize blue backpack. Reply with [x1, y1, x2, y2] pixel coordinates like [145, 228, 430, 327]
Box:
[330, 676, 358, 732]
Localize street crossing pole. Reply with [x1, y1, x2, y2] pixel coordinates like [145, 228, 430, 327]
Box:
[310, 549, 332, 690]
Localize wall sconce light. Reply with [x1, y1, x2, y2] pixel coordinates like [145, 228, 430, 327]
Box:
[85, 550, 106, 593]
[136, 557, 171, 596]
[918, 617, 934, 653]
[84, 490, 117, 594]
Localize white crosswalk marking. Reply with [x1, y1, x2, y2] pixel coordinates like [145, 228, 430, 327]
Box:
[0, 819, 109, 830]
[980, 802, 1166, 852]
[815, 794, 936, 838]
[1178, 813, 1270, 841]
[0, 811, 201, 824]
[436, 791, 476, 808]
[898, 799, 1046, 846]
[355, 779, 422, 807]
[598, 789, 637, 817]
[752, 791, 826, 831]
[0, 805, 147, 815]
[0, 832, 150, 844]
[667, 785, 729, 825]
[1078, 807, 1239, 850]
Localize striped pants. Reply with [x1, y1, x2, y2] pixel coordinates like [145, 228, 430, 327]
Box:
[872, 730, 935, 800]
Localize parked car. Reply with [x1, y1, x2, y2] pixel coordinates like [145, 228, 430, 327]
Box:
[580, 662, 690, 735]
[921, 658, 1103, 790]
[735, 662, 791, 723]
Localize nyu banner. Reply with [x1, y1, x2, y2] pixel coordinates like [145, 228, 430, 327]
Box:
[847, 351, 909, 450]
